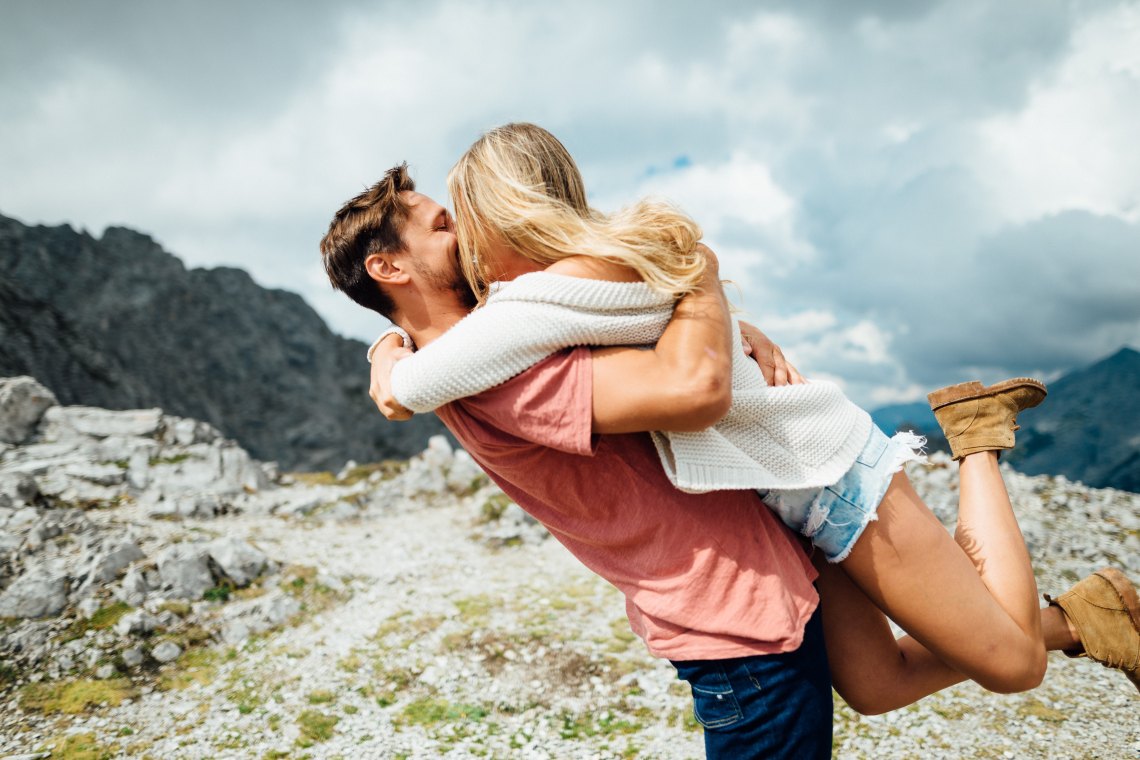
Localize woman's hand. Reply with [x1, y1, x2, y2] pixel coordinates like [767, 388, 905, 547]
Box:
[369, 334, 414, 420]
[738, 321, 805, 386]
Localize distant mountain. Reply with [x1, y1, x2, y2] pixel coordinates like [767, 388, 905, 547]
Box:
[872, 348, 1140, 491]
[1006, 348, 1140, 492]
[0, 213, 448, 471]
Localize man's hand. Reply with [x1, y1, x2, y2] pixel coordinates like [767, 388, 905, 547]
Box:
[369, 334, 414, 420]
[738, 321, 805, 386]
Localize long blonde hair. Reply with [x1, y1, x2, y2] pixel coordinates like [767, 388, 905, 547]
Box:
[447, 123, 705, 304]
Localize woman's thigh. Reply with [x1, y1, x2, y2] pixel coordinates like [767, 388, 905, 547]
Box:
[840, 472, 1031, 682]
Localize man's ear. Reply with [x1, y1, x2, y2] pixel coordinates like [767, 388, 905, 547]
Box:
[364, 252, 411, 286]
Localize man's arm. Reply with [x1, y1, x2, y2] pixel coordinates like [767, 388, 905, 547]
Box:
[591, 246, 734, 434]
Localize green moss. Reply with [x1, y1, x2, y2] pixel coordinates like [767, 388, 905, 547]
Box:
[20, 678, 137, 714]
[296, 709, 339, 746]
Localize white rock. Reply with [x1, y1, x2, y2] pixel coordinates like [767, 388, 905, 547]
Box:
[121, 646, 145, 668]
[86, 538, 146, 583]
[0, 376, 58, 444]
[150, 641, 182, 663]
[206, 537, 268, 587]
[114, 609, 161, 637]
[0, 566, 69, 618]
[154, 543, 215, 600]
[76, 597, 101, 620]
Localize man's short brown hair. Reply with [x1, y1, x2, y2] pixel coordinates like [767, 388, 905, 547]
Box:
[320, 163, 415, 319]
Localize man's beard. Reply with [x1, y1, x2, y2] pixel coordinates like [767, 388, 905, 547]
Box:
[413, 257, 478, 311]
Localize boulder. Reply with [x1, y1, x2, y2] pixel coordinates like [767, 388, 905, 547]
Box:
[0, 376, 58, 444]
[86, 538, 146, 584]
[206, 538, 268, 587]
[154, 543, 215, 600]
[114, 609, 161, 636]
[41, 405, 163, 440]
[0, 567, 69, 618]
[151, 640, 182, 663]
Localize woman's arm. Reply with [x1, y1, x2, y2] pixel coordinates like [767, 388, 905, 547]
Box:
[590, 246, 735, 433]
[367, 276, 674, 418]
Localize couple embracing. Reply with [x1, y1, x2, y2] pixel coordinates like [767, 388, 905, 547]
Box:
[321, 123, 1138, 759]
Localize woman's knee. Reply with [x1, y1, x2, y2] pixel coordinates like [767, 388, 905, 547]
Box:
[977, 644, 1047, 694]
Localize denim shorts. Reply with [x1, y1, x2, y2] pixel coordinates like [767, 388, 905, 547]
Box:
[759, 426, 926, 563]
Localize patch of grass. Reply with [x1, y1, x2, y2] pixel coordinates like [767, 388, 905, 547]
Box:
[479, 492, 513, 523]
[608, 617, 638, 650]
[86, 602, 134, 632]
[40, 732, 119, 760]
[341, 460, 408, 485]
[0, 661, 18, 687]
[398, 697, 489, 727]
[367, 663, 418, 707]
[158, 648, 219, 691]
[203, 583, 233, 602]
[157, 600, 192, 617]
[556, 707, 644, 740]
[296, 709, 339, 747]
[454, 594, 494, 626]
[307, 689, 336, 704]
[19, 678, 137, 714]
[279, 565, 344, 616]
[373, 610, 412, 640]
[1017, 697, 1068, 724]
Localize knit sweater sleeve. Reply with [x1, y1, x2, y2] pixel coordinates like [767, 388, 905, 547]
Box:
[388, 274, 674, 413]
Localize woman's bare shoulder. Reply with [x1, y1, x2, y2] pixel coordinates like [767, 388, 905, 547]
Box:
[546, 255, 643, 282]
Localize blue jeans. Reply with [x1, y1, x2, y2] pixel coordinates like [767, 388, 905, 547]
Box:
[671, 606, 832, 759]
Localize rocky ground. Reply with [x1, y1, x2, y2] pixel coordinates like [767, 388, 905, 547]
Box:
[1, 375, 1138, 759]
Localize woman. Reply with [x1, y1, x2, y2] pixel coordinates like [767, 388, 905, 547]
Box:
[368, 123, 1139, 715]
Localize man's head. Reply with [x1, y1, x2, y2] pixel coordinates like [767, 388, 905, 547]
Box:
[321, 164, 473, 322]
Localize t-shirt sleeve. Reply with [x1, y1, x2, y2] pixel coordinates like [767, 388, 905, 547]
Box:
[458, 347, 595, 456]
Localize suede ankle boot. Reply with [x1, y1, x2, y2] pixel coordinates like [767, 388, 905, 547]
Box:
[926, 378, 1047, 460]
[1045, 568, 1140, 694]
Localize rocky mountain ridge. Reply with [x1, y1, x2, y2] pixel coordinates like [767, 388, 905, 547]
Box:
[0, 212, 447, 471]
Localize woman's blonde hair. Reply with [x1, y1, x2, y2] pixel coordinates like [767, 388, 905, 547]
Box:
[447, 123, 705, 304]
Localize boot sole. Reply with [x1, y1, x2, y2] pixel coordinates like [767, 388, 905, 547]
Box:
[927, 377, 1047, 411]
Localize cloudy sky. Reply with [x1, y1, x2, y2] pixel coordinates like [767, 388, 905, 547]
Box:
[3, 0, 1138, 408]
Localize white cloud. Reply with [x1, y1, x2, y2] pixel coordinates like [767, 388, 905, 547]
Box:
[976, 4, 1140, 223]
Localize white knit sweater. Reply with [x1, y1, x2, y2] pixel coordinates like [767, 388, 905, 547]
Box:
[388, 271, 872, 492]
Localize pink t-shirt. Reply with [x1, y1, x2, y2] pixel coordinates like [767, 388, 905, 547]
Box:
[435, 347, 819, 661]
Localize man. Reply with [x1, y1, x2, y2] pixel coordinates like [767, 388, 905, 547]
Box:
[321, 164, 831, 759]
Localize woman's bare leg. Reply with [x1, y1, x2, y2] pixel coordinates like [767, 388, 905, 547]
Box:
[816, 555, 1080, 714]
[956, 451, 1043, 647]
[832, 467, 1046, 697]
